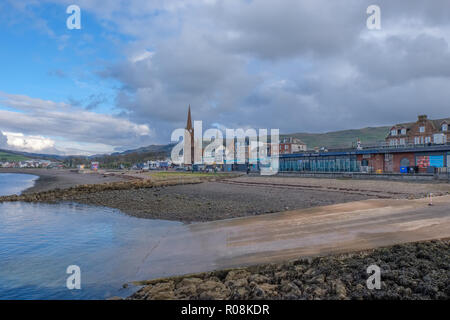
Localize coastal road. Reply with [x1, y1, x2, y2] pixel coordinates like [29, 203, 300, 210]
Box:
[135, 195, 450, 281]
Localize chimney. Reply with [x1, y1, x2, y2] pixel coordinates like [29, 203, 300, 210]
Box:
[418, 115, 428, 122]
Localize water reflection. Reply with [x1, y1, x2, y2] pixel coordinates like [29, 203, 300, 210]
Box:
[0, 173, 38, 196]
[0, 202, 183, 299]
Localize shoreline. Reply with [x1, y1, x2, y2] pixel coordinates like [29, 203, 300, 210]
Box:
[0, 168, 127, 194]
[1, 169, 449, 300]
[127, 238, 450, 300]
[1, 169, 450, 223]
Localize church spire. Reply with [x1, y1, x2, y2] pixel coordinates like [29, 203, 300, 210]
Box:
[186, 105, 193, 131]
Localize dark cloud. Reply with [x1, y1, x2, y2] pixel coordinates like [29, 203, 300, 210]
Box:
[17, 0, 450, 146]
[90, 0, 450, 143]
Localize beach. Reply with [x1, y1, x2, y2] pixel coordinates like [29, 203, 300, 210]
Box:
[2, 169, 450, 223]
[129, 239, 450, 300]
[1, 168, 450, 300]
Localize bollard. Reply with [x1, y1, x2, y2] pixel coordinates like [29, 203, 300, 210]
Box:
[428, 193, 433, 206]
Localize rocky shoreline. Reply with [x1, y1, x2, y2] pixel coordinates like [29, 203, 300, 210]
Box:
[2, 170, 450, 223]
[128, 239, 450, 300]
[0, 176, 372, 223]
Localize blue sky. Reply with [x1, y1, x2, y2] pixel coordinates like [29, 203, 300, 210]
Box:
[0, 2, 119, 111]
[0, 1, 152, 155]
[1, 0, 450, 155]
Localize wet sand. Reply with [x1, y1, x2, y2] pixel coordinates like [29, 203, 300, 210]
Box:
[2, 169, 449, 300]
[129, 239, 450, 300]
[127, 196, 450, 300]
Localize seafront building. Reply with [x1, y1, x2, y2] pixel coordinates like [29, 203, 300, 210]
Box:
[280, 115, 450, 175]
[179, 108, 449, 175]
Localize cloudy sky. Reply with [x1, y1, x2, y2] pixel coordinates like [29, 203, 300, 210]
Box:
[1, 0, 450, 155]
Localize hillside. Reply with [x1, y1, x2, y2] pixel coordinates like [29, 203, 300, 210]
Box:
[0, 151, 31, 162]
[110, 144, 175, 156]
[284, 126, 390, 149]
[0, 126, 390, 165]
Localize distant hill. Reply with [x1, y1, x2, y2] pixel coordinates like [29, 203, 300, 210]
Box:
[0, 126, 391, 165]
[283, 126, 390, 149]
[0, 149, 65, 161]
[0, 150, 31, 162]
[111, 144, 175, 156]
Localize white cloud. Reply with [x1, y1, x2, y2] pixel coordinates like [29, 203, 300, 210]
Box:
[0, 92, 153, 155]
[4, 0, 450, 146]
[1, 131, 55, 153]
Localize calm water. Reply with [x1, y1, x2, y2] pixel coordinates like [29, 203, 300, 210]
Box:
[0, 201, 185, 299]
[0, 174, 251, 300]
[0, 173, 38, 196]
[0, 173, 187, 299]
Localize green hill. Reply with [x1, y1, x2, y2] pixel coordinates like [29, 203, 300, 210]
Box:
[0, 151, 30, 162]
[284, 126, 390, 149]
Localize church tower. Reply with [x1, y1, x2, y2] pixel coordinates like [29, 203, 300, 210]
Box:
[184, 105, 195, 165]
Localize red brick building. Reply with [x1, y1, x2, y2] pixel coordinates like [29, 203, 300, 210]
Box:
[386, 115, 450, 146]
[279, 137, 307, 154]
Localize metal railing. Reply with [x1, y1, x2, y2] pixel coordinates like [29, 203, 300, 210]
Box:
[360, 141, 450, 150]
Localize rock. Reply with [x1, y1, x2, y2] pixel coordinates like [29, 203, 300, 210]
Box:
[274, 271, 289, 282]
[251, 283, 278, 299]
[230, 286, 249, 299]
[225, 269, 251, 281]
[197, 280, 230, 300]
[248, 274, 270, 284]
[280, 282, 302, 297]
[177, 277, 203, 288]
[224, 278, 248, 289]
[312, 287, 326, 299]
[308, 274, 325, 285]
[332, 280, 347, 299]
[143, 281, 175, 300]
[174, 284, 197, 298]
[304, 268, 316, 277]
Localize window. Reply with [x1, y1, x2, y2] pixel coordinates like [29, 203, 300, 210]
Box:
[391, 129, 397, 136]
[425, 136, 431, 144]
[442, 124, 448, 132]
[400, 158, 410, 167]
[419, 126, 425, 133]
[414, 137, 420, 144]
[401, 128, 406, 135]
[434, 134, 445, 144]
[399, 138, 406, 145]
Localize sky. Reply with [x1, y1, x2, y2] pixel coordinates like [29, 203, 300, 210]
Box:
[1, 0, 450, 155]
